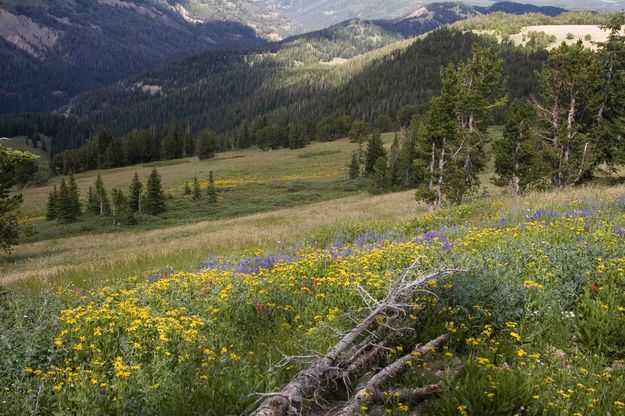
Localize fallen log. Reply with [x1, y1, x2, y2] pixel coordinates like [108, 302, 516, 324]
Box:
[332, 336, 448, 416]
[251, 266, 463, 416]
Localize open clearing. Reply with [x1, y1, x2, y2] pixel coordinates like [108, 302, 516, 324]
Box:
[510, 25, 609, 49]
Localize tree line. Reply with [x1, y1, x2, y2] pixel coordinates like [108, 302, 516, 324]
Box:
[350, 14, 625, 206]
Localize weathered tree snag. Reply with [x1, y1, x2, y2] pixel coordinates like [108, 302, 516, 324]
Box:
[251, 267, 462, 416]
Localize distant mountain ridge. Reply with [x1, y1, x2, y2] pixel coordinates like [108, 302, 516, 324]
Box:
[64, 1, 570, 137]
[261, 0, 571, 31]
[0, 0, 294, 114]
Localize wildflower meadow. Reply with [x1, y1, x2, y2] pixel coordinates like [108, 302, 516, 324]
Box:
[2, 189, 625, 415]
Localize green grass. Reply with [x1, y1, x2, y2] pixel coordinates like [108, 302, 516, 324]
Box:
[3, 183, 625, 415]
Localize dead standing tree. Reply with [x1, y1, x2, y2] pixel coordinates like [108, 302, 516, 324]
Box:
[251, 265, 464, 416]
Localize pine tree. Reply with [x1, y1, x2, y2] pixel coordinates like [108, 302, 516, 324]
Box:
[94, 175, 110, 216]
[128, 172, 142, 213]
[397, 128, 419, 189]
[183, 132, 195, 158]
[349, 120, 370, 143]
[493, 100, 547, 195]
[239, 123, 251, 149]
[364, 130, 386, 176]
[415, 46, 505, 207]
[348, 151, 361, 179]
[144, 168, 166, 215]
[87, 186, 99, 215]
[593, 13, 625, 166]
[206, 171, 217, 204]
[56, 178, 70, 222]
[288, 123, 307, 149]
[534, 41, 602, 186]
[67, 174, 81, 220]
[197, 129, 218, 160]
[388, 133, 401, 187]
[57, 176, 80, 223]
[46, 186, 58, 221]
[370, 155, 389, 194]
[111, 189, 135, 226]
[192, 176, 201, 205]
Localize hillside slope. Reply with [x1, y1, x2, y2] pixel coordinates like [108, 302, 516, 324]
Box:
[64, 27, 547, 137]
[0, 0, 293, 114]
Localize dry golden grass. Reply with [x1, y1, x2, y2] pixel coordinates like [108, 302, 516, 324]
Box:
[2, 190, 422, 288]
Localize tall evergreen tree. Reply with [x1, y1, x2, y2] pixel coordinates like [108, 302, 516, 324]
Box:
[594, 13, 625, 166]
[87, 186, 99, 215]
[397, 127, 419, 189]
[144, 168, 166, 215]
[94, 175, 110, 216]
[415, 46, 505, 207]
[288, 123, 307, 150]
[1, 146, 37, 252]
[533, 41, 602, 187]
[46, 185, 59, 221]
[128, 172, 143, 213]
[364, 130, 386, 176]
[111, 189, 135, 226]
[370, 155, 389, 194]
[494, 100, 547, 195]
[67, 174, 81, 220]
[192, 176, 201, 205]
[388, 133, 402, 187]
[348, 151, 361, 180]
[197, 129, 218, 160]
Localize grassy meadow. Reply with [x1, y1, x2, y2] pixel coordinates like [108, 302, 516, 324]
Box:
[3, 183, 625, 415]
[3, 128, 625, 415]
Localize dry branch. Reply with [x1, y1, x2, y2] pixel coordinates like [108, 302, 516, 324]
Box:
[332, 335, 448, 416]
[251, 267, 462, 416]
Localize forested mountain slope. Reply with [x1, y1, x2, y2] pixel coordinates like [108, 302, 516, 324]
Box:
[65, 27, 547, 137]
[0, 0, 292, 114]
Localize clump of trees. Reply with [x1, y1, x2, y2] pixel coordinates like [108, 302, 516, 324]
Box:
[347, 14, 625, 207]
[0, 145, 39, 253]
[46, 168, 168, 226]
[185, 171, 219, 205]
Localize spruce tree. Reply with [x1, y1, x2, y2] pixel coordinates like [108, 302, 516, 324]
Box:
[57, 177, 80, 223]
[493, 100, 546, 195]
[371, 155, 389, 194]
[348, 151, 360, 179]
[388, 133, 401, 187]
[197, 129, 218, 160]
[111, 189, 135, 226]
[67, 174, 81, 221]
[144, 168, 166, 215]
[128, 172, 142, 213]
[46, 186, 58, 221]
[206, 171, 217, 204]
[364, 131, 386, 176]
[192, 176, 201, 205]
[534, 42, 602, 186]
[87, 186, 99, 215]
[94, 175, 110, 216]
[415, 46, 505, 207]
